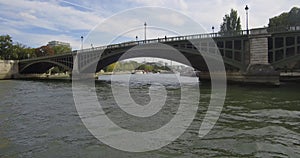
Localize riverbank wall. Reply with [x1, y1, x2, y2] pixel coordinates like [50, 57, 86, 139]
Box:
[198, 71, 281, 86]
[0, 60, 19, 79]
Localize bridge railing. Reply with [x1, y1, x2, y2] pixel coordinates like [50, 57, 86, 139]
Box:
[96, 25, 297, 51]
[21, 25, 300, 61]
[77, 29, 249, 53]
[267, 25, 300, 33]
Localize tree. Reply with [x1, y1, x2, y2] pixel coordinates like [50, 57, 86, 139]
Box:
[11, 43, 35, 60]
[220, 9, 241, 34]
[23, 47, 36, 59]
[105, 63, 117, 72]
[269, 7, 300, 29]
[52, 45, 71, 55]
[0, 35, 13, 59]
[288, 7, 300, 26]
[0, 35, 35, 60]
[10, 43, 23, 59]
[268, 13, 289, 28]
[136, 63, 155, 72]
[35, 45, 55, 57]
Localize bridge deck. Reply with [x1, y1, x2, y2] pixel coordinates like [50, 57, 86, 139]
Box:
[18, 26, 300, 75]
[20, 26, 300, 62]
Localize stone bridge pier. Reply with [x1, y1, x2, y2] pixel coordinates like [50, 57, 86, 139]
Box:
[242, 30, 279, 85]
[200, 28, 280, 85]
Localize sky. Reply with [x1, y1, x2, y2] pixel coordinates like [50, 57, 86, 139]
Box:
[0, 0, 299, 50]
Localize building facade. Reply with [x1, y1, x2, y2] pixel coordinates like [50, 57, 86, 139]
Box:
[47, 41, 71, 48]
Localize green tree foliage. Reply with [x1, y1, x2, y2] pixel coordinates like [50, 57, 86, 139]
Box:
[105, 63, 117, 72]
[220, 9, 241, 34]
[11, 43, 35, 59]
[0, 35, 13, 59]
[50, 66, 66, 74]
[0, 35, 35, 60]
[269, 13, 289, 27]
[23, 47, 36, 59]
[93, 59, 173, 73]
[104, 61, 140, 72]
[0, 34, 73, 60]
[136, 62, 170, 72]
[52, 45, 71, 55]
[269, 7, 300, 28]
[137, 64, 154, 72]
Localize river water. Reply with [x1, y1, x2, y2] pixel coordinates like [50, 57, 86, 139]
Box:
[0, 74, 299, 157]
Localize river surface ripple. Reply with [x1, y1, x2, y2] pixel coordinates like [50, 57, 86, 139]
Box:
[0, 75, 299, 157]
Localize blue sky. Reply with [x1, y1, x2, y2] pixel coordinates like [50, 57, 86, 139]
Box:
[0, 0, 299, 50]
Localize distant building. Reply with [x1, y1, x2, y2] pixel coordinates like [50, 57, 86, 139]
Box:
[47, 41, 71, 49]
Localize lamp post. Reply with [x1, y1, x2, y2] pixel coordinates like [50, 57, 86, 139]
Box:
[245, 5, 249, 35]
[81, 36, 83, 50]
[136, 36, 138, 41]
[212, 26, 215, 33]
[144, 22, 147, 42]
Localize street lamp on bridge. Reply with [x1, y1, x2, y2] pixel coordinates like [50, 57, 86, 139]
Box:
[212, 26, 215, 33]
[245, 5, 249, 35]
[81, 36, 83, 50]
[144, 22, 147, 42]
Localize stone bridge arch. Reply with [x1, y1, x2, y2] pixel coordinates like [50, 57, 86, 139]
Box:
[19, 55, 73, 74]
[20, 60, 72, 74]
[76, 42, 244, 73]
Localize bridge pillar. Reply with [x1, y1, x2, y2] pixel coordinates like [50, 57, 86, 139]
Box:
[243, 29, 280, 85]
[71, 54, 96, 80]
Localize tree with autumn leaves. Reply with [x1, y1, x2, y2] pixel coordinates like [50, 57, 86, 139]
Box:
[34, 44, 71, 57]
[35, 45, 55, 57]
[0, 34, 71, 60]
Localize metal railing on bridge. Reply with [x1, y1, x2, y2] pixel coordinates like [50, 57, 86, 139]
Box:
[22, 25, 300, 60]
[267, 25, 300, 33]
[86, 25, 299, 52]
[76, 29, 250, 54]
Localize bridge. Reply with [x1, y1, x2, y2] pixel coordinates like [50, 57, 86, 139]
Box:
[18, 26, 300, 85]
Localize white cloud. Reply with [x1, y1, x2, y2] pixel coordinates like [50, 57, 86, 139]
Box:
[177, 0, 188, 11]
[127, 0, 165, 6]
[0, 24, 80, 49]
[19, 11, 37, 20]
[158, 13, 186, 26]
[0, 0, 107, 49]
[83, 7, 206, 47]
[0, 0, 103, 31]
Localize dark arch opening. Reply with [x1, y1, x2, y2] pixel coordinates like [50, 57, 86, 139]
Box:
[78, 47, 242, 74]
[20, 61, 72, 74]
